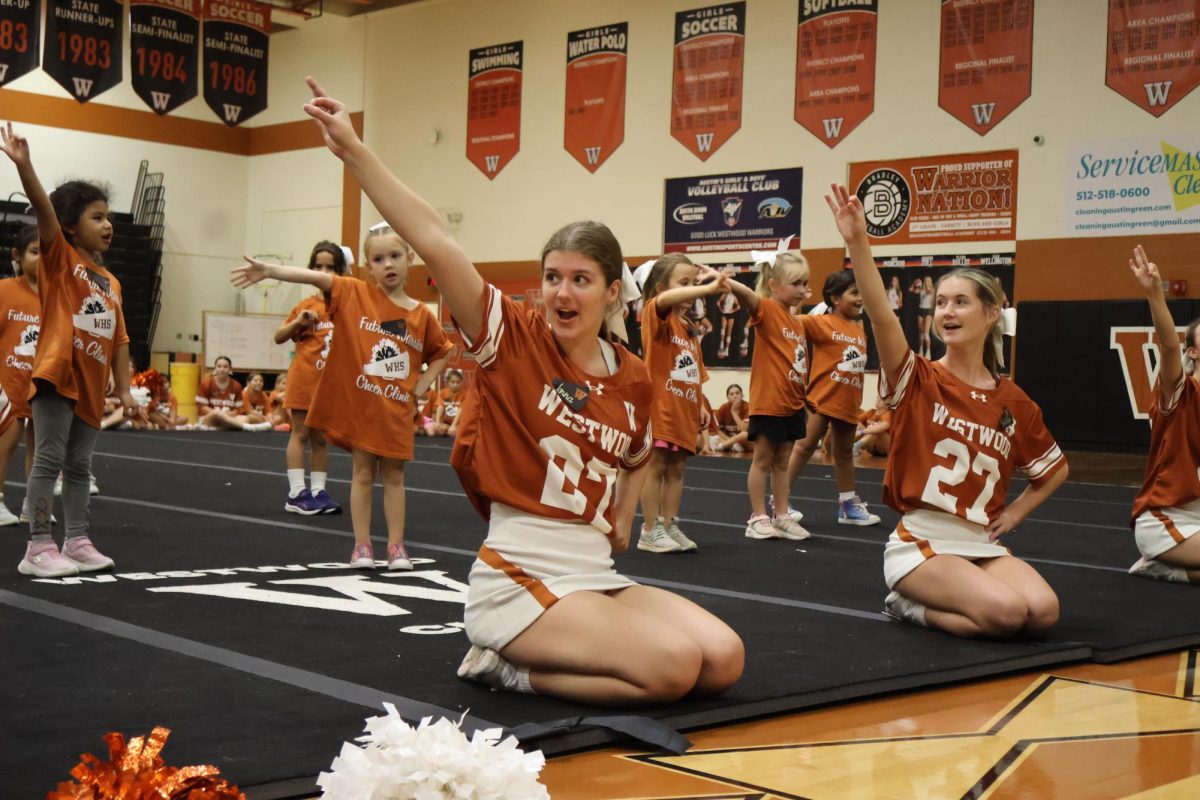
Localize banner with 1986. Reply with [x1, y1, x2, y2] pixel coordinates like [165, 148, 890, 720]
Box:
[203, 0, 269, 126]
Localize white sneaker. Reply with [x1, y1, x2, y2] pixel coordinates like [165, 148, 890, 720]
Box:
[665, 521, 698, 552]
[0, 502, 19, 526]
[638, 523, 683, 553]
[884, 591, 929, 626]
[243, 421, 273, 432]
[18, 540, 78, 578]
[89, 475, 99, 495]
[772, 515, 812, 540]
[1128, 557, 1189, 583]
[767, 494, 803, 522]
[838, 495, 881, 526]
[745, 514, 779, 540]
[53, 475, 63, 496]
[457, 645, 530, 693]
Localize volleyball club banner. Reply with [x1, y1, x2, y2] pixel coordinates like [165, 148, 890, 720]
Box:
[0, 0, 39, 87]
[663, 167, 802, 253]
[564, 23, 627, 172]
[1106, 0, 1200, 116]
[938, 0, 1033, 134]
[130, 0, 200, 115]
[671, 2, 746, 161]
[203, 0, 269, 126]
[467, 41, 523, 179]
[794, 0, 877, 148]
[849, 150, 1019, 244]
[43, 0, 122, 101]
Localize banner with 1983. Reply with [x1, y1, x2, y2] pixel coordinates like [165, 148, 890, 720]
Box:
[203, 0, 269, 126]
[43, 0, 122, 102]
[664, 168, 802, 254]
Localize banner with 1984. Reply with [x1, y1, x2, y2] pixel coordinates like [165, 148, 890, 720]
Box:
[203, 0, 268, 126]
[130, 0, 199, 115]
[663, 167, 802, 254]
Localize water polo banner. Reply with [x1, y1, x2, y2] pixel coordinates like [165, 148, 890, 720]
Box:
[848, 150, 1019, 244]
[938, 0, 1034, 135]
[794, 0, 877, 148]
[43, 0, 122, 102]
[671, 2, 746, 161]
[467, 41, 523, 179]
[663, 167, 802, 254]
[203, 0, 269, 127]
[130, 0, 200, 115]
[0, 0, 39, 88]
[564, 23, 627, 173]
[1106, 0, 1200, 117]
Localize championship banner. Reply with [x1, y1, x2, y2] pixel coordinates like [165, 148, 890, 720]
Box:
[43, 0, 122, 102]
[564, 23, 627, 173]
[130, 0, 200, 115]
[938, 0, 1033, 135]
[663, 167, 802, 254]
[671, 2, 746, 161]
[1106, 0, 1200, 117]
[849, 150, 1019, 244]
[203, 0, 269, 127]
[0, 0, 39, 88]
[794, 0, 877, 148]
[467, 41, 523, 179]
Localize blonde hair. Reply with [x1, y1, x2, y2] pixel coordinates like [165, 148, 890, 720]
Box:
[363, 224, 413, 259]
[934, 268, 1006, 373]
[755, 252, 808, 299]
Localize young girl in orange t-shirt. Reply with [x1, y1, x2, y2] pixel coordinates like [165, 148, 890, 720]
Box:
[234, 224, 452, 570]
[0, 225, 42, 526]
[429, 369, 465, 437]
[267, 374, 288, 429]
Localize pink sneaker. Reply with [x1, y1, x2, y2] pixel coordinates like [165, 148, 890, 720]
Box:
[61, 536, 115, 572]
[18, 540, 78, 578]
[386, 542, 412, 571]
[350, 543, 375, 569]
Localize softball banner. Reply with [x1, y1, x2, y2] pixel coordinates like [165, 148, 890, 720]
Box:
[1106, 0, 1200, 117]
[564, 23, 627, 173]
[130, 0, 200, 115]
[203, 0, 269, 126]
[43, 0, 122, 102]
[671, 2, 746, 161]
[0, 0, 39, 88]
[467, 41, 522, 179]
[938, 0, 1033, 135]
[663, 167, 802, 254]
[794, 0, 877, 148]
[849, 150, 1019, 244]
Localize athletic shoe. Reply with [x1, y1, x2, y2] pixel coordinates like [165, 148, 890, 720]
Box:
[349, 543, 375, 569]
[772, 515, 812, 540]
[1128, 557, 1189, 583]
[284, 488, 325, 515]
[17, 540, 78, 578]
[89, 474, 99, 495]
[61, 536, 115, 572]
[884, 591, 928, 627]
[312, 489, 343, 515]
[745, 514, 779, 540]
[0, 503, 19, 526]
[665, 521, 698, 552]
[53, 476, 62, 496]
[637, 523, 683, 553]
[767, 495, 803, 522]
[19, 498, 56, 525]
[838, 496, 881, 526]
[457, 644, 524, 692]
[386, 542, 413, 571]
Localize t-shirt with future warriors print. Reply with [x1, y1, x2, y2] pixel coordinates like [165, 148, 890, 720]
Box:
[31, 230, 129, 428]
[0, 276, 41, 419]
[747, 297, 807, 417]
[305, 275, 451, 460]
[800, 313, 868, 424]
[282, 293, 334, 411]
[640, 296, 703, 451]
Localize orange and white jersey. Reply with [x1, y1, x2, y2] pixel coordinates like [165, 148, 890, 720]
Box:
[800, 314, 867, 424]
[451, 285, 654, 535]
[640, 296, 702, 450]
[747, 298, 807, 417]
[716, 401, 746, 435]
[1131, 372, 1200, 523]
[881, 351, 1065, 528]
[0, 276, 40, 419]
[196, 376, 242, 411]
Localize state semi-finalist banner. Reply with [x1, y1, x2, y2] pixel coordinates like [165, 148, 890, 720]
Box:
[43, 0, 122, 102]
[663, 167, 802, 254]
[848, 150, 1019, 244]
[671, 2, 746, 161]
[1106, 0, 1200, 116]
[0, 0, 39, 87]
[938, 0, 1033, 135]
[467, 41, 523, 179]
[130, 0, 200, 115]
[794, 0, 877, 148]
[203, 0, 269, 127]
[564, 23, 627, 173]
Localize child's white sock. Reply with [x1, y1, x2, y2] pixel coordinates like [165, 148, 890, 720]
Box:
[287, 469, 306, 497]
[311, 472, 328, 493]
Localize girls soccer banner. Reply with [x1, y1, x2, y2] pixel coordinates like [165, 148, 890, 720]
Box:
[794, 0, 877, 148]
[663, 167, 802, 254]
[467, 41, 523, 179]
[43, 0, 122, 102]
[203, 0, 268, 127]
[1106, 0, 1200, 117]
[671, 2, 746, 161]
[130, 0, 200, 115]
[938, 0, 1033, 135]
[0, 0, 39, 87]
[564, 23, 627, 173]
[849, 150, 1019, 244]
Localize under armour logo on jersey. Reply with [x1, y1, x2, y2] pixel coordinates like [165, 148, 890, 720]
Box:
[585, 381, 604, 396]
[970, 391, 989, 403]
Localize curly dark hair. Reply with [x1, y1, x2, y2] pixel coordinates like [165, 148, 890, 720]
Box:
[48, 180, 111, 243]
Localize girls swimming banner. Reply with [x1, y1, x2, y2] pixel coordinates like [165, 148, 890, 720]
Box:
[203, 0, 269, 126]
[663, 167, 803, 254]
[849, 150, 1019, 244]
[1106, 0, 1200, 117]
[794, 0, 877, 148]
[938, 0, 1033, 135]
[671, 2, 746, 161]
[467, 41, 523, 179]
[43, 0, 122, 102]
[564, 23, 627, 173]
[0, 0, 39, 88]
[130, 0, 200, 115]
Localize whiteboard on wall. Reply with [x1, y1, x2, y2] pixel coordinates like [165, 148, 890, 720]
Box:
[203, 312, 294, 372]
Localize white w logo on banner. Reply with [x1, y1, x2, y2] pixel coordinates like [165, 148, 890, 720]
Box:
[150, 91, 171, 111]
[1144, 81, 1173, 106]
[484, 154, 500, 173]
[584, 146, 602, 166]
[695, 132, 715, 152]
[72, 77, 94, 97]
[222, 104, 242, 123]
[0, 64, 8, 82]
[970, 102, 996, 125]
[822, 118, 844, 139]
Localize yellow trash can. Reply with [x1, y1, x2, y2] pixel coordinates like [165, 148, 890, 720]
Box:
[170, 362, 200, 424]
